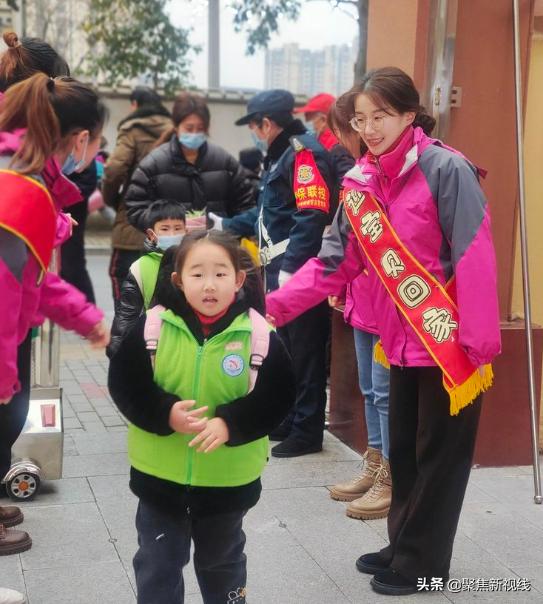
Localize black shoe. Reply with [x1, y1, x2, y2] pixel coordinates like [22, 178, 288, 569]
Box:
[356, 551, 390, 575]
[370, 568, 418, 596]
[269, 425, 291, 442]
[271, 436, 322, 458]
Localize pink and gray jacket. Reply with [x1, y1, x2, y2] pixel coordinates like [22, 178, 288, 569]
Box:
[0, 132, 103, 399]
[266, 126, 501, 368]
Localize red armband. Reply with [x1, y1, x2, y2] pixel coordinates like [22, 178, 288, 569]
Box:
[293, 150, 330, 213]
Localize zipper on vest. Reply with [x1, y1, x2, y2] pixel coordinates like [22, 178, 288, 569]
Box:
[187, 343, 205, 485]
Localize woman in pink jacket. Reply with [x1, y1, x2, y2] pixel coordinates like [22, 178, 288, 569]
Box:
[267, 67, 500, 595]
[0, 68, 109, 557]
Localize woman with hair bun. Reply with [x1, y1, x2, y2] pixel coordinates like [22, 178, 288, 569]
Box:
[0, 72, 109, 559]
[0, 30, 69, 91]
[266, 67, 500, 595]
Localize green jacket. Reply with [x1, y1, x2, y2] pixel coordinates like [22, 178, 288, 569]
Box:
[131, 251, 162, 309]
[127, 309, 269, 487]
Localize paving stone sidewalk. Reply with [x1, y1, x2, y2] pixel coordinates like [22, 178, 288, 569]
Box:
[1, 253, 542, 603]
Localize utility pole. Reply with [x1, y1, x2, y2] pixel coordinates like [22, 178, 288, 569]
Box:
[208, 0, 220, 89]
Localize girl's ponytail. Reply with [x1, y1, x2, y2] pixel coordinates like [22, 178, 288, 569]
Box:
[0, 73, 106, 175]
[0, 72, 60, 174]
[413, 107, 436, 136]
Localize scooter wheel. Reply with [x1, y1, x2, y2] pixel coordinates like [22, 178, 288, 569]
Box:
[7, 472, 40, 501]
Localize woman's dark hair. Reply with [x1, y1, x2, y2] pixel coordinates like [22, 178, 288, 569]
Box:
[156, 92, 210, 146]
[338, 66, 436, 136]
[144, 200, 186, 230]
[328, 99, 366, 158]
[130, 85, 161, 107]
[156, 230, 266, 315]
[0, 72, 108, 174]
[0, 31, 69, 92]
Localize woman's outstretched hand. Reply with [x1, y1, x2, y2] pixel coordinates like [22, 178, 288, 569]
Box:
[265, 314, 276, 327]
[86, 320, 111, 348]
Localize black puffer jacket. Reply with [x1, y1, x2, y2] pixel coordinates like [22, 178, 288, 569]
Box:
[125, 134, 256, 231]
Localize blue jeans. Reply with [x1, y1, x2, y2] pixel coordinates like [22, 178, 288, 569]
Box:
[133, 500, 247, 604]
[353, 329, 390, 460]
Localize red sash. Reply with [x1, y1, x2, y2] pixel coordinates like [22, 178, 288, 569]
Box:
[343, 187, 493, 415]
[0, 170, 56, 273]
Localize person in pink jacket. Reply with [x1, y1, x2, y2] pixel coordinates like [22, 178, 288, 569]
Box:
[267, 67, 500, 596]
[0, 66, 109, 557]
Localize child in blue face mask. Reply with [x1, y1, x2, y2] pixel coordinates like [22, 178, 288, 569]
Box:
[107, 200, 186, 357]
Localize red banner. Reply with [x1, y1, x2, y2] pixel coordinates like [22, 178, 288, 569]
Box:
[0, 170, 56, 273]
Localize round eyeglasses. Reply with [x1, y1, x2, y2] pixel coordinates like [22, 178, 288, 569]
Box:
[350, 114, 390, 133]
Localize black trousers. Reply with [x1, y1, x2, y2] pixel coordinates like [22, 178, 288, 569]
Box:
[278, 301, 329, 445]
[379, 365, 482, 582]
[109, 248, 141, 312]
[133, 500, 247, 604]
[0, 331, 32, 479]
[60, 199, 96, 304]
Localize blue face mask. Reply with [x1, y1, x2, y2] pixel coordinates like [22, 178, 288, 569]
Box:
[61, 136, 89, 176]
[179, 132, 207, 150]
[251, 131, 268, 153]
[304, 121, 316, 136]
[157, 234, 184, 250]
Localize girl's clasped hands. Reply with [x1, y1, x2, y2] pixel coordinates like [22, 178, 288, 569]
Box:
[168, 400, 229, 453]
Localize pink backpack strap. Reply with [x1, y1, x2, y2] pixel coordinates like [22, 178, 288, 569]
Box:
[248, 308, 271, 393]
[144, 304, 166, 358]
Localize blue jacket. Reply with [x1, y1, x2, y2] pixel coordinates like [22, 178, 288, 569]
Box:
[224, 120, 335, 290]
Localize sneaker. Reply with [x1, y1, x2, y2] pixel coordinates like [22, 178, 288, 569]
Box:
[0, 587, 26, 604]
[346, 458, 391, 520]
[0, 507, 23, 529]
[0, 525, 32, 556]
[271, 436, 322, 458]
[329, 447, 381, 501]
[370, 568, 418, 596]
[356, 551, 390, 574]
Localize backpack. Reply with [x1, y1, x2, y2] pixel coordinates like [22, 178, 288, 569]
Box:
[143, 306, 270, 393]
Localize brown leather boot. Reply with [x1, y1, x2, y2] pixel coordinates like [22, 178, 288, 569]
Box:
[0, 524, 32, 556]
[329, 447, 382, 502]
[346, 458, 392, 520]
[0, 506, 23, 528]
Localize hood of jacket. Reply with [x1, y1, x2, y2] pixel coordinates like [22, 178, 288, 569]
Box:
[118, 112, 173, 137]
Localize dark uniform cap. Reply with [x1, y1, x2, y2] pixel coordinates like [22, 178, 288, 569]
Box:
[235, 89, 295, 125]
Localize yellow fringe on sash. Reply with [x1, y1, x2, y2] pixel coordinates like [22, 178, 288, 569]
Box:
[373, 340, 391, 369]
[374, 339, 494, 417]
[445, 364, 494, 416]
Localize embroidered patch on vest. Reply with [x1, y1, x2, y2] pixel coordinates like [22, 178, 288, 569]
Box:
[225, 341, 243, 351]
[297, 163, 314, 184]
[222, 354, 245, 377]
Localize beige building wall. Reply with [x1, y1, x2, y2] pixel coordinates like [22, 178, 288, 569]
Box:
[511, 33, 543, 439]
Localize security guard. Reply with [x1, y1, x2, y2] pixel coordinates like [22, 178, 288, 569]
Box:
[227, 89, 335, 458]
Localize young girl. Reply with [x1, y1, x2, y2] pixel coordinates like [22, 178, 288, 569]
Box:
[108, 230, 294, 604]
[266, 67, 500, 595]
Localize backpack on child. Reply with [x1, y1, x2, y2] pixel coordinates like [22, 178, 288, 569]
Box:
[143, 305, 270, 393]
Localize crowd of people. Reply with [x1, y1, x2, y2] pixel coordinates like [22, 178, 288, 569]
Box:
[0, 29, 500, 604]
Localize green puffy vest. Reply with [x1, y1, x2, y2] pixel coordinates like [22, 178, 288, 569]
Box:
[127, 309, 269, 487]
[136, 252, 163, 309]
